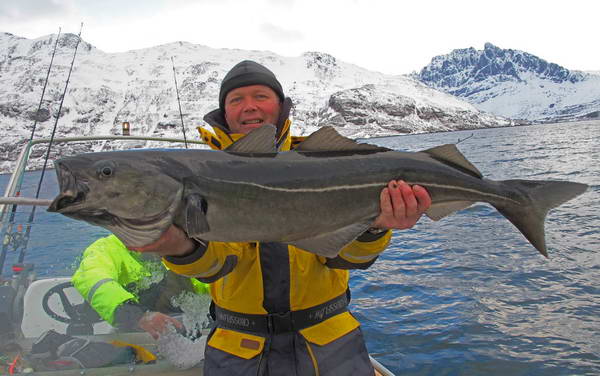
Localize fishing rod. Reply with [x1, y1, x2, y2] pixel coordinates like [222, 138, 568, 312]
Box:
[30, 28, 62, 140]
[32, 22, 84, 200]
[171, 56, 189, 149]
[457, 133, 474, 144]
[6, 23, 84, 273]
[0, 28, 62, 278]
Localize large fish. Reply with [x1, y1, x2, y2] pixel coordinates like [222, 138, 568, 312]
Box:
[48, 126, 587, 258]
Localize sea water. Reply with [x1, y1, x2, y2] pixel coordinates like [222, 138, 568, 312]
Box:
[1, 120, 598, 375]
[353, 120, 599, 375]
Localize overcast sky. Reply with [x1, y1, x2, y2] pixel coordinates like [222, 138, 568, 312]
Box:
[1, 0, 599, 75]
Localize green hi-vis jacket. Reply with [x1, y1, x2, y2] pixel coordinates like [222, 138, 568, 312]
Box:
[72, 235, 209, 325]
[163, 101, 392, 359]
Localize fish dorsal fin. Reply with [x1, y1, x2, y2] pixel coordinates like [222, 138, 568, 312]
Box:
[295, 126, 390, 152]
[225, 124, 277, 153]
[420, 144, 483, 179]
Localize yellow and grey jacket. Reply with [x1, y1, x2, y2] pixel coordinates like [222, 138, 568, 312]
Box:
[163, 99, 392, 358]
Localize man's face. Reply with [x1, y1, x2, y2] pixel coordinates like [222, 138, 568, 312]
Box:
[224, 85, 281, 134]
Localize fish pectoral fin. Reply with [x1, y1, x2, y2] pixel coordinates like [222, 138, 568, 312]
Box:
[225, 125, 277, 153]
[426, 201, 475, 221]
[420, 144, 483, 179]
[183, 193, 210, 237]
[288, 220, 373, 258]
[294, 126, 391, 152]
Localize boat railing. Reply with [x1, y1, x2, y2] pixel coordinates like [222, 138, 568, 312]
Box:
[1, 135, 205, 221]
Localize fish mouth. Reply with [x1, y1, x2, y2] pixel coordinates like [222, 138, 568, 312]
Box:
[48, 163, 90, 213]
[48, 184, 115, 226]
[48, 190, 87, 212]
[50, 195, 172, 230]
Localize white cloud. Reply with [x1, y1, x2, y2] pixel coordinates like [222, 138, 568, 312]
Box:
[259, 23, 303, 43]
[0, 0, 71, 22]
[265, 0, 295, 7]
[2, 0, 599, 74]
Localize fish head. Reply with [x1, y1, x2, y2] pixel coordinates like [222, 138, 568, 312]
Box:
[48, 152, 183, 247]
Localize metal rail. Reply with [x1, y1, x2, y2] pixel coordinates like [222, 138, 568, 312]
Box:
[0, 197, 53, 206]
[370, 355, 396, 376]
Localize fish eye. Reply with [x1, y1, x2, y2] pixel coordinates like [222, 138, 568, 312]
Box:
[101, 166, 113, 177]
[94, 161, 116, 180]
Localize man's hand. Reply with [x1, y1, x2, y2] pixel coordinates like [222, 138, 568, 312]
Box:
[138, 311, 184, 340]
[372, 180, 431, 230]
[128, 225, 195, 257]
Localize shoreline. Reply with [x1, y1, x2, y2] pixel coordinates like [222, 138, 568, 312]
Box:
[2, 119, 599, 176]
[359, 118, 599, 140]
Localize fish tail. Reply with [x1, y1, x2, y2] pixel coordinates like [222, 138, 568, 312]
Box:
[492, 179, 588, 257]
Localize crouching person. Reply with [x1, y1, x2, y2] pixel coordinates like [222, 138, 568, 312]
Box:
[72, 234, 209, 339]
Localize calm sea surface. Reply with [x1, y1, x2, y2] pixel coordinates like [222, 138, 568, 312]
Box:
[1, 120, 599, 375]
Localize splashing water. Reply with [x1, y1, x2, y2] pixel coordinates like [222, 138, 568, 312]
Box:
[171, 290, 212, 334]
[157, 324, 207, 369]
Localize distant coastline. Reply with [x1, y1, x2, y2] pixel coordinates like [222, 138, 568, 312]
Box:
[3, 119, 598, 177]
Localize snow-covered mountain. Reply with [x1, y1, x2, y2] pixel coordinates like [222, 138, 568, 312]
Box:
[0, 32, 510, 173]
[414, 43, 600, 122]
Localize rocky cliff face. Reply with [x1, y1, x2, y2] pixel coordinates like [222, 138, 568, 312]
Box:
[415, 43, 600, 122]
[0, 32, 510, 173]
[321, 83, 504, 137]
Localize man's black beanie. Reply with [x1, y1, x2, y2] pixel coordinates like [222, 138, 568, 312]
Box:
[219, 60, 285, 111]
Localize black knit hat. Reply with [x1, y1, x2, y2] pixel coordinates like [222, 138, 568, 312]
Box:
[219, 60, 284, 110]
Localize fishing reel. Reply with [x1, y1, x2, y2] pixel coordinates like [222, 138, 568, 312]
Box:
[0, 263, 35, 342]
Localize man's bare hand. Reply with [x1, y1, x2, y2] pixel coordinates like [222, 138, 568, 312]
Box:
[372, 180, 431, 230]
[128, 225, 195, 257]
[138, 311, 184, 340]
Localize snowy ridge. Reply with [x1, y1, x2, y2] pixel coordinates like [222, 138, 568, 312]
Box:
[0, 32, 510, 173]
[414, 43, 600, 122]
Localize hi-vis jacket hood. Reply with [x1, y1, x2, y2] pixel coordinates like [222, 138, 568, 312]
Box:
[198, 97, 305, 151]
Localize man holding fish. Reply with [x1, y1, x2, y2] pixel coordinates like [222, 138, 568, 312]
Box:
[52, 59, 586, 375]
[132, 60, 432, 375]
